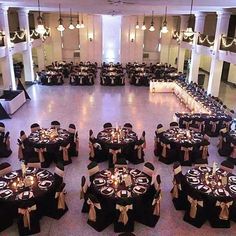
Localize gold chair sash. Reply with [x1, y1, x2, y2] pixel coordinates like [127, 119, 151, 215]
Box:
[216, 201, 233, 220]
[89, 141, 95, 158]
[34, 148, 46, 163]
[80, 183, 88, 200]
[109, 149, 121, 164]
[55, 191, 66, 210]
[152, 193, 162, 216]
[134, 144, 143, 159]
[171, 179, 182, 199]
[87, 199, 101, 222]
[187, 195, 203, 219]
[60, 143, 70, 161]
[200, 145, 208, 159]
[181, 146, 193, 161]
[116, 204, 133, 225]
[230, 144, 236, 159]
[161, 143, 170, 158]
[18, 205, 37, 230]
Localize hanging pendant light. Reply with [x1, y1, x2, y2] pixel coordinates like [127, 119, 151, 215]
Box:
[185, 0, 194, 37]
[76, 13, 81, 29]
[149, 11, 155, 32]
[135, 17, 139, 29]
[57, 4, 65, 32]
[141, 14, 146, 30]
[35, 0, 46, 35]
[80, 14, 85, 28]
[161, 6, 168, 34]
[68, 8, 75, 30]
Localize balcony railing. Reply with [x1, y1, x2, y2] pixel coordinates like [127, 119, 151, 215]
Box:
[172, 31, 180, 41]
[220, 36, 236, 53]
[10, 30, 26, 43]
[197, 34, 215, 47]
[182, 34, 194, 43]
[30, 28, 51, 40]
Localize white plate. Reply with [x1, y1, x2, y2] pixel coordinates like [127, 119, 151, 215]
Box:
[0, 189, 13, 198]
[130, 169, 141, 177]
[198, 166, 211, 172]
[38, 180, 52, 189]
[187, 176, 200, 185]
[26, 167, 37, 174]
[100, 170, 112, 177]
[117, 190, 131, 198]
[214, 188, 229, 197]
[100, 186, 114, 195]
[135, 177, 149, 184]
[196, 184, 212, 193]
[4, 172, 18, 179]
[188, 169, 200, 176]
[228, 176, 236, 183]
[36, 171, 49, 178]
[133, 185, 147, 194]
[0, 181, 7, 189]
[229, 185, 236, 193]
[18, 191, 34, 200]
[93, 178, 106, 186]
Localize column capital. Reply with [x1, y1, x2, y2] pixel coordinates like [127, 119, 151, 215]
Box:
[194, 12, 206, 19]
[0, 5, 9, 14]
[18, 8, 30, 15]
[216, 10, 231, 19]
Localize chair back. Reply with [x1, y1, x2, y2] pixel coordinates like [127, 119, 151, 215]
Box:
[27, 162, 41, 168]
[170, 122, 179, 129]
[220, 160, 234, 173]
[68, 124, 76, 134]
[124, 123, 133, 130]
[30, 123, 40, 132]
[51, 120, 61, 129]
[0, 162, 12, 176]
[143, 162, 155, 177]
[115, 158, 128, 169]
[103, 122, 112, 130]
[87, 161, 99, 178]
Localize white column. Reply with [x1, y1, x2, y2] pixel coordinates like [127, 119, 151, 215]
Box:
[207, 11, 231, 96]
[36, 46, 45, 71]
[18, 9, 35, 83]
[177, 15, 188, 72]
[0, 6, 16, 90]
[188, 13, 206, 83]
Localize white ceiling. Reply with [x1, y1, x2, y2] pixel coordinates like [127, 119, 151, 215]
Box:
[0, 0, 236, 16]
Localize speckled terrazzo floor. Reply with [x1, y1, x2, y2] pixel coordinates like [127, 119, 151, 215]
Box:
[1, 78, 236, 236]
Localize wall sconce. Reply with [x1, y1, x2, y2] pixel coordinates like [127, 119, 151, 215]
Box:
[88, 32, 93, 42]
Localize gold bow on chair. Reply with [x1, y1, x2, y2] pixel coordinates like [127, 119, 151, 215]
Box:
[181, 146, 193, 161]
[216, 201, 233, 220]
[34, 148, 46, 163]
[60, 143, 70, 161]
[87, 199, 101, 222]
[222, 121, 230, 130]
[230, 144, 236, 159]
[161, 143, 170, 158]
[152, 193, 162, 216]
[55, 191, 66, 210]
[187, 196, 203, 219]
[109, 149, 121, 164]
[116, 204, 133, 225]
[80, 183, 88, 200]
[89, 141, 95, 158]
[210, 121, 219, 133]
[200, 145, 208, 159]
[134, 144, 143, 159]
[171, 179, 182, 199]
[18, 205, 37, 230]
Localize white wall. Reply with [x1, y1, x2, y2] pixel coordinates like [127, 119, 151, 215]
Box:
[200, 54, 212, 72]
[228, 64, 236, 84]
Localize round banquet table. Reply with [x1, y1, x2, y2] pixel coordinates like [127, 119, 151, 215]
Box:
[28, 128, 70, 149]
[0, 168, 55, 204]
[185, 166, 236, 199]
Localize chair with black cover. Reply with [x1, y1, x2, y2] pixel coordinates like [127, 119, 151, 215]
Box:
[181, 117, 192, 129]
[87, 193, 113, 232]
[68, 124, 79, 157]
[115, 158, 128, 169]
[154, 124, 164, 157]
[103, 122, 112, 130]
[0, 131, 12, 158]
[87, 161, 99, 182]
[44, 182, 68, 219]
[30, 123, 40, 132]
[207, 198, 233, 228]
[26, 160, 41, 168]
[217, 128, 231, 156]
[0, 203, 13, 232]
[54, 162, 64, 189]
[89, 130, 104, 162]
[51, 120, 61, 129]
[33, 146, 48, 168]
[0, 162, 12, 176]
[179, 142, 194, 166]
[80, 176, 89, 213]
[220, 160, 234, 173]
[142, 162, 155, 178]
[170, 162, 187, 210]
[194, 158, 208, 167]
[17, 199, 40, 236]
[207, 118, 220, 137]
[169, 122, 179, 129]
[108, 148, 123, 168]
[159, 140, 174, 164]
[196, 139, 210, 165]
[0, 122, 5, 133]
[124, 123, 133, 130]
[228, 139, 236, 165]
[183, 191, 206, 228]
[130, 139, 145, 164]
[114, 198, 134, 233]
[59, 142, 72, 165]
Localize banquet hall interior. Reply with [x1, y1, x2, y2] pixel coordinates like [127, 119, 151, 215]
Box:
[0, 0, 236, 235]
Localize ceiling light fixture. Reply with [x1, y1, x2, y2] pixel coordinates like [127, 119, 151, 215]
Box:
[76, 13, 81, 29]
[149, 11, 155, 32]
[161, 6, 168, 34]
[57, 4, 65, 32]
[68, 8, 75, 30]
[185, 0, 194, 37]
[141, 14, 146, 30]
[35, 0, 46, 35]
[135, 17, 139, 29]
[80, 14, 85, 28]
